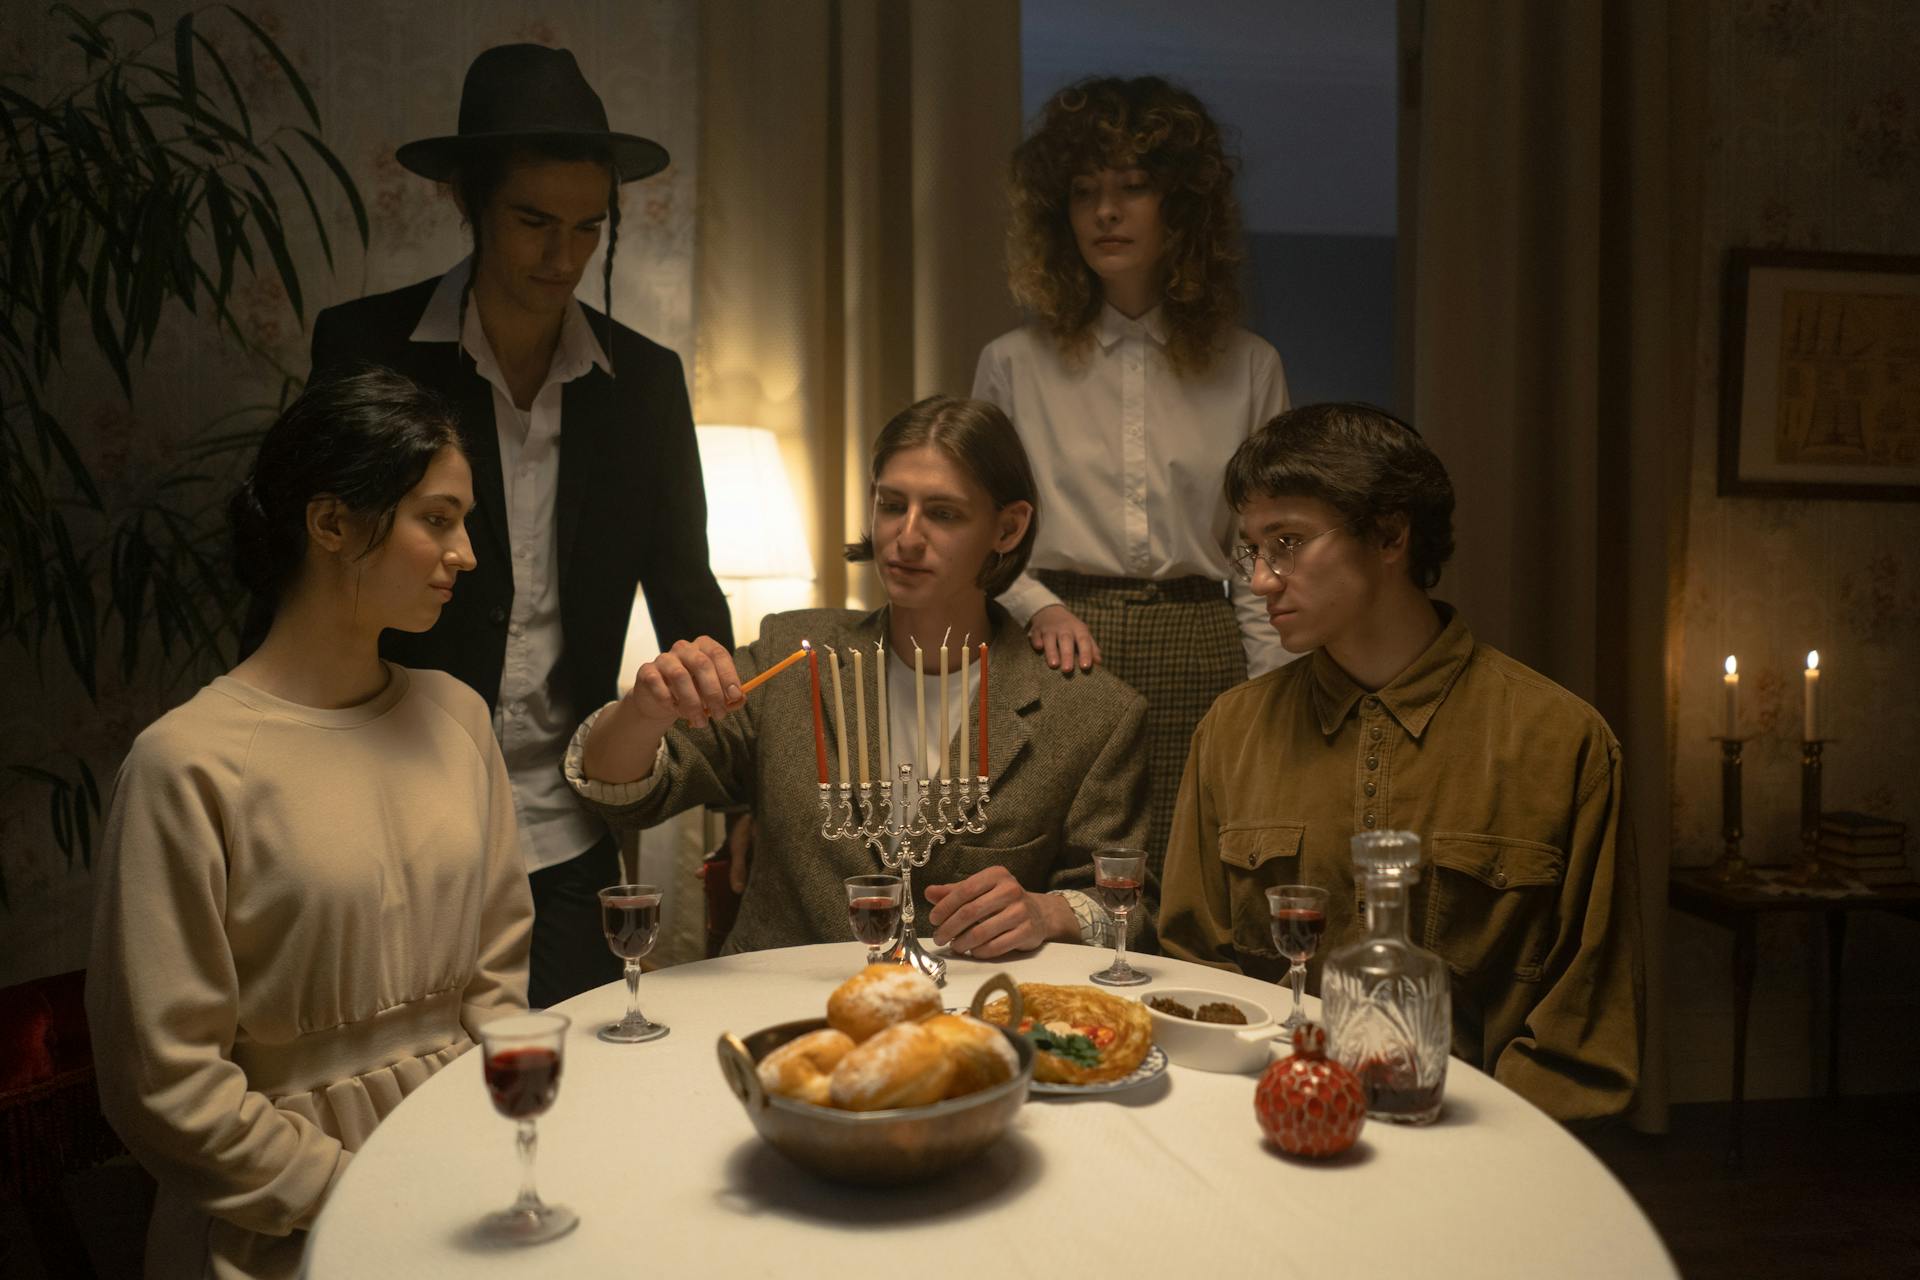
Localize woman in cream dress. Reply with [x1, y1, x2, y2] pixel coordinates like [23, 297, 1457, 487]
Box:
[86, 367, 533, 1279]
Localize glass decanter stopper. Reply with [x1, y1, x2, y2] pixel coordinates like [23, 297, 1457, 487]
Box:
[1322, 830, 1449, 1124]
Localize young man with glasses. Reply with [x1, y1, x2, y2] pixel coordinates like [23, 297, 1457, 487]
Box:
[1157, 403, 1641, 1124]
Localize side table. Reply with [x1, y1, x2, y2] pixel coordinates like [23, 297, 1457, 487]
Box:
[1667, 867, 1920, 1164]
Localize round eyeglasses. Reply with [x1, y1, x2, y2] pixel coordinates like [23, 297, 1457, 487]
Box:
[1230, 522, 1351, 582]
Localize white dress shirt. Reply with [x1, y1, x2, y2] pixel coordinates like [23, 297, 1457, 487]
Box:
[410, 259, 611, 872]
[972, 306, 1297, 676]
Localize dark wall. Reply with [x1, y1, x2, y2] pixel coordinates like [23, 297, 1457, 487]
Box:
[1245, 231, 1396, 411]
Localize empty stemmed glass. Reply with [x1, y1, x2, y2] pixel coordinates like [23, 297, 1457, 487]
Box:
[477, 1011, 577, 1244]
[1089, 848, 1150, 986]
[597, 883, 668, 1043]
[1267, 884, 1330, 1030]
[845, 874, 903, 964]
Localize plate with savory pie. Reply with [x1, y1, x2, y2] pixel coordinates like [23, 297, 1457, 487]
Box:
[976, 982, 1167, 1095]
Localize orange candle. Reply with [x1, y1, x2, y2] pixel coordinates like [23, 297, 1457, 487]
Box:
[805, 641, 828, 785]
[736, 646, 806, 696]
[977, 641, 989, 776]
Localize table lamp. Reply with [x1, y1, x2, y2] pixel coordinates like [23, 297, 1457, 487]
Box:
[618, 424, 815, 677]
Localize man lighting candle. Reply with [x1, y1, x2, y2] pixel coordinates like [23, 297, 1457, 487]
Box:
[563, 396, 1149, 957]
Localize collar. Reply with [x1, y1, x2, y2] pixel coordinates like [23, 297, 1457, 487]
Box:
[1308, 602, 1474, 740]
[408, 257, 612, 382]
[1093, 302, 1169, 351]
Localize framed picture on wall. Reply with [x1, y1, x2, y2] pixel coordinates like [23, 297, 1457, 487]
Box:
[1718, 248, 1920, 501]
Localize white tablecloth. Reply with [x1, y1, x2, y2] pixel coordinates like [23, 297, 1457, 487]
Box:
[304, 944, 1674, 1279]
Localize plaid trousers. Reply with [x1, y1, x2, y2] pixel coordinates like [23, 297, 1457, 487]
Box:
[1035, 570, 1246, 884]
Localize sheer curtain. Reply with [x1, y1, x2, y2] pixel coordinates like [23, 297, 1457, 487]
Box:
[694, 0, 1022, 611]
[1401, 0, 1708, 1131]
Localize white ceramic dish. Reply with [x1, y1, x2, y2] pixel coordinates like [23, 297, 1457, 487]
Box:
[1141, 988, 1282, 1074]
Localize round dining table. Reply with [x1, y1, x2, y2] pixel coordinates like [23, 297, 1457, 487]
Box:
[303, 942, 1675, 1279]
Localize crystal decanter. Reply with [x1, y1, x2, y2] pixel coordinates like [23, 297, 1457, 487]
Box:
[1322, 830, 1449, 1124]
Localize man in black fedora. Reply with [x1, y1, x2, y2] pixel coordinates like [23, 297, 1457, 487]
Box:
[310, 44, 732, 1006]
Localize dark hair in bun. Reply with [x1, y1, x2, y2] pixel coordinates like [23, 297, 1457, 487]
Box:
[230, 365, 464, 657]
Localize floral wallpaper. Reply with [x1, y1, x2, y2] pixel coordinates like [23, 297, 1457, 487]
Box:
[1667, 0, 1920, 1101]
[0, 1, 703, 984]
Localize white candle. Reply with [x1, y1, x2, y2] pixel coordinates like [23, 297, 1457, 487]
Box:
[938, 627, 951, 780]
[1723, 655, 1738, 738]
[913, 640, 926, 783]
[1804, 650, 1820, 741]
[852, 646, 870, 786]
[827, 647, 849, 785]
[959, 633, 971, 781]
[874, 640, 890, 793]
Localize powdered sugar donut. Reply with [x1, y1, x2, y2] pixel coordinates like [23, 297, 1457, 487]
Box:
[756, 1028, 856, 1106]
[827, 1020, 955, 1111]
[826, 965, 941, 1043]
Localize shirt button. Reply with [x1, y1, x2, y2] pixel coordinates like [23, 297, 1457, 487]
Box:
[488, 606, 508, 625]
[1362, 695, 1379, 708]
[1370, 725, 1384, 741]
[1366, 755, 1378, 770]
[1364, 812, 1377, 828]
[1492, 871, 1509, 888]
[1364, 781, 1376, 797]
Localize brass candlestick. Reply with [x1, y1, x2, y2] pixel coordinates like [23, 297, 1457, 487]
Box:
[1781, 739, 1837, 886]
[1709, 736, 1754, 884]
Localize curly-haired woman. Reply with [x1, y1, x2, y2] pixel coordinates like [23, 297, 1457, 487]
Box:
[972, 75, 1295, 885]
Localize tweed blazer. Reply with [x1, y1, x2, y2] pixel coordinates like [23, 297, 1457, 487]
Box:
[309, 276, 733, 716]
[568, 605, 1152, 954]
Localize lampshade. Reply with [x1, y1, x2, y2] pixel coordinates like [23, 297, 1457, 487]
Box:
[695, 425, 815, 581]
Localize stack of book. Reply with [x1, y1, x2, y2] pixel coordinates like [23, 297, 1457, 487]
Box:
[1818, 812, 1910, 885]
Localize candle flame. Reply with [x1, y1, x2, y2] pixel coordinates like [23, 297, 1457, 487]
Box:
[1807, 650, 1819, 671]
[1724, 655, 1737, 676]
[801, 638, 812, 652]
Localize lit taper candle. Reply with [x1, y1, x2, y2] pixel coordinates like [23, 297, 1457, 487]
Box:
[1804, 650, 1820, 741]
[1722, 655, 1738, 738]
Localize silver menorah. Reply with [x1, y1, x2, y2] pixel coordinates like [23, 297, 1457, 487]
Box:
[819, 768, 991, 986]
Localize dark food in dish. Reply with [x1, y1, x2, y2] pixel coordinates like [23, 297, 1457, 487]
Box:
[1195, 1002, 1249, 1025]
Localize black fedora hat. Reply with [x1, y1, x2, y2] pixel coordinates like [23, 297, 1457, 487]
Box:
[396, 44, 669, 183]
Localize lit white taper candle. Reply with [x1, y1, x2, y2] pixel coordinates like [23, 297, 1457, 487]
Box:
[1723, 655, 1739, 738]
[1804, 650, 1820, 741]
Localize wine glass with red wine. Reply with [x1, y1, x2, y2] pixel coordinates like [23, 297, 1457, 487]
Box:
[1266, 884, 1331, 1030]
[597, 883, 668, 1044]
[1089, 847, 1151, 987]
[477, 1011, 577, 1244]
[844, 874, 903, 964]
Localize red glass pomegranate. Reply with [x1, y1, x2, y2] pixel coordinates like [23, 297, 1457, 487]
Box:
[1254, 1022, 1366, 1158]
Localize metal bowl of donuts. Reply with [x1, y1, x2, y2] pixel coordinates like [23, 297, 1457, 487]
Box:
[716, 968, 1032, 1186]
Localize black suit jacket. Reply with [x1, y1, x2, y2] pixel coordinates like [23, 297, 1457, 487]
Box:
[310, 276, 733, 717]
